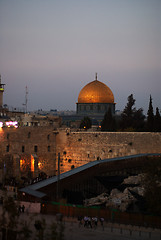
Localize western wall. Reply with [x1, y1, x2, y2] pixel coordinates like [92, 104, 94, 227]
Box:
[0, 127, 161, 178]
[56, 131, 161, 173]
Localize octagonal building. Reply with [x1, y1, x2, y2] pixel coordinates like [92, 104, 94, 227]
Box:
[76, 74, 115, 117]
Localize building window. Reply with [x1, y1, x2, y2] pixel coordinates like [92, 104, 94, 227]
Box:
[6, 145, 9, 152]
[7, 133, 9, 139]
[47, 134, 50, 140]
[90, 105, 93, 111]
[22, 146, 25, 153]
[34, 145, 38, 153]
[48, 146, 50, 152]
[28, 132, 31, 138]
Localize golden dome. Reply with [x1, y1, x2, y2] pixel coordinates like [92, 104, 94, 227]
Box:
[78, 77, 114, 104]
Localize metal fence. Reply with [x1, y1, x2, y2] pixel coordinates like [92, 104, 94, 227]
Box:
[41, 202, 161, 229]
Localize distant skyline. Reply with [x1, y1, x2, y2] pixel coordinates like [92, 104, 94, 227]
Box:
[0, 0, 160, 114]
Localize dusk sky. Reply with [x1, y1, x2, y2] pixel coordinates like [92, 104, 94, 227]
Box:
[0, 0, 160, 114]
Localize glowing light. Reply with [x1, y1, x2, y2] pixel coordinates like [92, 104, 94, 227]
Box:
[6, 121, 18, 128]
[38, 162, 43, 170]
[0, 122, 3, 128]
[20, 159, 25, 171]
[31, 155, 34, 172]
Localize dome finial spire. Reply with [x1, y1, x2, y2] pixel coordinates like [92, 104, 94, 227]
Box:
[95, 72, 98, 81]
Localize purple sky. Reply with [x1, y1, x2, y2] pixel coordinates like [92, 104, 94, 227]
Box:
[0, 0, 161, 114]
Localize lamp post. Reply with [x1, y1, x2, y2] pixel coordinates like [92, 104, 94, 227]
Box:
[56, 153, 60, 200]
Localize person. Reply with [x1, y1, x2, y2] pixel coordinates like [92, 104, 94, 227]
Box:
[78, 216, 83, 227]
[22, 205, 25, 213]
[84, 216, 88, 228]
[88, 216, 92, 228]
[100, 217, 104, 230]
[92, 217, 98, 229]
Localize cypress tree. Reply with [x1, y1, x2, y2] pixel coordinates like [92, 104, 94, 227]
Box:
[154, 107, 161, 132]
[146, 95, 154, 131]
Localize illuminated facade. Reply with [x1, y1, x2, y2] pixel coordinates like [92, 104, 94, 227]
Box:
[76, 74, 115, 116]
[0, 127, 57, 180]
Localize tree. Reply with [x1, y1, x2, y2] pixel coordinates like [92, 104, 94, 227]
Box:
[120, 94, 136, 130]
[80, 117, 92, 130]
[101, 107, 116, 131]
[154, 107, 161, 132]
[120, 94, 145, 131]
[146, 95, 154, 131]
[132, 108, 145, 131]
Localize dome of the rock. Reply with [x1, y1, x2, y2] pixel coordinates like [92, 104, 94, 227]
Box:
[76, 74, 115, 117]
[78, 79, 114, 104]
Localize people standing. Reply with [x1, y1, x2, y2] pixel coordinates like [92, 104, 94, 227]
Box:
[84, 216, 88, 228]
[88, 216, 92, 228]
[92, 217, 98, 229]
[100, 217, 104, 230]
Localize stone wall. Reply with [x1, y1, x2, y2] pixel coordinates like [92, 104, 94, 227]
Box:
[0, 127, 161, 178]
[56, 131, 161, 173]
[0, 127, 57, 178]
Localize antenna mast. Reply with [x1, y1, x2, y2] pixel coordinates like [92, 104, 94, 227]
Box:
[23, 86, 28, 113]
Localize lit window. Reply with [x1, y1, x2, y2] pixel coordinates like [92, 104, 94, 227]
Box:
[34, 145, 38, 153]
[22, 146, 25, 153]
[31, 155, 34, 172]
[6, 145, 9, 152]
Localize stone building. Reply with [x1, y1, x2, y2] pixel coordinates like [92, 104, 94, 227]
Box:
[20, 113, 61, 128]
[0, 127, 58, 181]
[76, 73, 115, 117]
